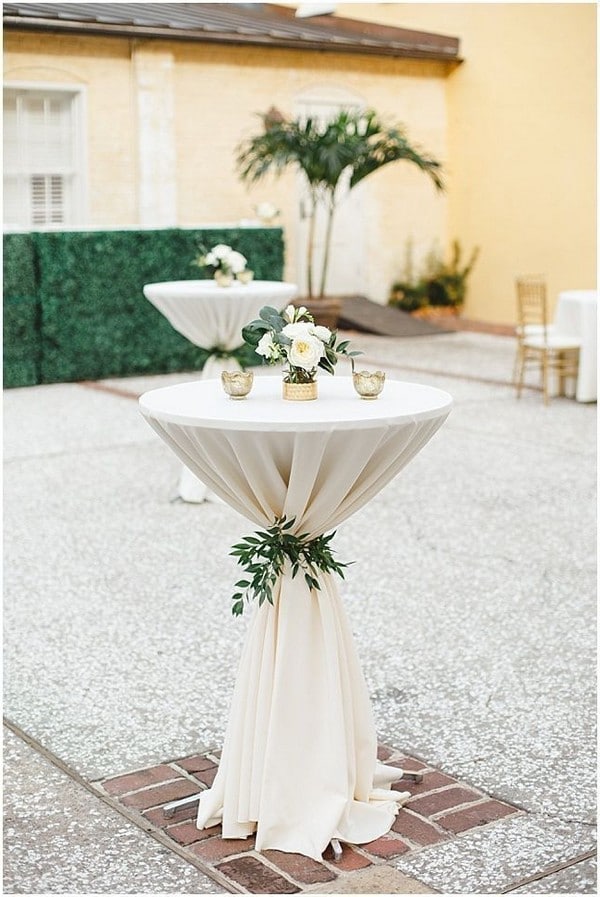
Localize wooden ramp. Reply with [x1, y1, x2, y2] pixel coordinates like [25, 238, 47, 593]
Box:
[339, 296, 452, 337]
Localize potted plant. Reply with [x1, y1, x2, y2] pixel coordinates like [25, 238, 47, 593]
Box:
[389, 239, 479, 317]
[237, 107, 443, 326]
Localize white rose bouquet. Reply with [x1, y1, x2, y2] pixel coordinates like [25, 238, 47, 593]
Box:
[192, 243, 252, 282]
[242, 304, 361, 384]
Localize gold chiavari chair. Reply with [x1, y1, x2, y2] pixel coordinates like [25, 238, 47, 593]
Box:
[514, 276, 580, 405]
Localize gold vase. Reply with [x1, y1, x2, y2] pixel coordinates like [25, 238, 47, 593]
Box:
[282, 379, 318, 401]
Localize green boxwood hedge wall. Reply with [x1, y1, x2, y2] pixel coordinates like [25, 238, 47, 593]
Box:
[3, 233, 41, 388]
[3, 227, 284, 387]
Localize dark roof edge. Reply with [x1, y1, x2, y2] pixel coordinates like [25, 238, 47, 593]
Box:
[3, 16, 462, 63]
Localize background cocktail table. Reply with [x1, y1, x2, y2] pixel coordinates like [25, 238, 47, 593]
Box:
[139, 375, 452, 860]
[143, 279, 298, 500]
[554, 289, 597, 402]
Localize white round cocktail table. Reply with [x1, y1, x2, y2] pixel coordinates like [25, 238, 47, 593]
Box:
[553, 289, 597, 402]
[139, 375, 452, 861]
[143, 279, 298, 500]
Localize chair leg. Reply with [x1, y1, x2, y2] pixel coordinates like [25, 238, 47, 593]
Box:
[542, 352, 549, 405]
[515, 347, 525, 398]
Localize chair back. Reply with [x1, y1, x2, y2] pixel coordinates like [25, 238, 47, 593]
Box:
[516, 276, 549, 342]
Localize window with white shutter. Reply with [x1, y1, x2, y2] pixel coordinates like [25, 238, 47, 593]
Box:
[3, 85, 85, 229]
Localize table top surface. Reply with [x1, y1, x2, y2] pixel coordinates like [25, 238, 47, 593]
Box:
[139, 375, 453, 431]
[144, 280, 298, 301]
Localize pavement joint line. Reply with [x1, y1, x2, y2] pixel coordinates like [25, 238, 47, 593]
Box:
[2, 718, 243, 895]
[499, 848, 597, 893]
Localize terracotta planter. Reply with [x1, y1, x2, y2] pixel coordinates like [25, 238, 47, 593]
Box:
[411, 305, 460, 320]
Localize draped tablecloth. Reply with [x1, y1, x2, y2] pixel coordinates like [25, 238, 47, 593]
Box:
[139, 376, 452, 860]
[553, 290, 597, 402]
[143, 280, 298, 500]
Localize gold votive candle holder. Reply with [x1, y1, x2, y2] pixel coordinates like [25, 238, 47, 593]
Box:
[352, 370, 385, 399]
[221, 370, 254, 399]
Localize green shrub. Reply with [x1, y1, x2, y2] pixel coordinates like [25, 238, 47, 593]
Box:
[3, 233, 41, 387]
[3, 227, 284, 386]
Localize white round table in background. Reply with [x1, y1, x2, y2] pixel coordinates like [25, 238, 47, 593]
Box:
[553, 290, 597, 402]
[143, 279, 298, 500]
[139, 375, 452, 860]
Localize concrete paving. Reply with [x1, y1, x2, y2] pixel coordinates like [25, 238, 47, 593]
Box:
[3, 331, 596, 893]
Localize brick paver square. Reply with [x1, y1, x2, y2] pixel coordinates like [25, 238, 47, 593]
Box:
[436, 799, 517, 833]
[218, 856, 300, 893]
[98, 744, 520, 894]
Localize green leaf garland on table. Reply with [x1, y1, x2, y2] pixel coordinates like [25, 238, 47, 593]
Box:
[230, 516, 351, 617]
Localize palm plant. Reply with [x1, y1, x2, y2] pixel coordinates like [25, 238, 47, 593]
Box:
[237, 107, 444, 299]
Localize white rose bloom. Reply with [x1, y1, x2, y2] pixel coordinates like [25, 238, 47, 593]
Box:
[228, 250, 247, 274]
[283, 304, 296, 323]
[282, 322, 314, 339]
[256, 332, 279, 361]
[211, 244, 232, 259]
[204, 251, 218, 266]
[311, 325, 332, 343]
[288, 335, 324, 371]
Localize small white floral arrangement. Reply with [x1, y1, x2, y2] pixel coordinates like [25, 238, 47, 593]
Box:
[254, 202, 280, 225]
[192, 243, 253, 282]
[242, 304, 361, 384]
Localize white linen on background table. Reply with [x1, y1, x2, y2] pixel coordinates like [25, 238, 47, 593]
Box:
[553, 290, 597, 402]
[140, 376, 452, 859]
[143, 280, 298, 501]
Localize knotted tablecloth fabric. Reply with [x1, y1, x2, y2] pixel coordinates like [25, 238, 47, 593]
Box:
[140, 377, 452, 859]
[143, 280, 297, 501]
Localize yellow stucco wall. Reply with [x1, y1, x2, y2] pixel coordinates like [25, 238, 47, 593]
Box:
[4, 30, 450, 307]
[5, 1, 596, 322]
[339, 3, 597, 322]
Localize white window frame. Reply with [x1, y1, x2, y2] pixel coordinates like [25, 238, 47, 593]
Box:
[3, 81, 88, 230]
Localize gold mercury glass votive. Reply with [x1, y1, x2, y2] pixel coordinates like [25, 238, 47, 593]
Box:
[221, 370, 254, 399]
[352, 370, 386, 399]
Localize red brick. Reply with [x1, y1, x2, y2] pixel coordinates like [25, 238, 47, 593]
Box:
[143, 802, 197, 826]
[102, 764, 180, 795]
[193, 767, 218, 787]
[377, 744, 393, 760]
[263, 850, 336, 884]
[217, 856, 300, 893]
[392, 810, 450, 846]
[436, 800, 517, 833]
[190, 836, 255, 862]
[362, 834, 410, 858]
[176, 755, 218, 774]
[392, 771, 457, 797]
[322, 845, 372, 871]
[408, 786, 481, 817]
[121, 778, 200, 811]
[165, 821, 221, 846]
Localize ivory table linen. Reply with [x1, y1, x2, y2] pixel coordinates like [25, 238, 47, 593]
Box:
[139, 376, 452, 859]
[143, 280, 298, 500]
[554, 290, 597, 402]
